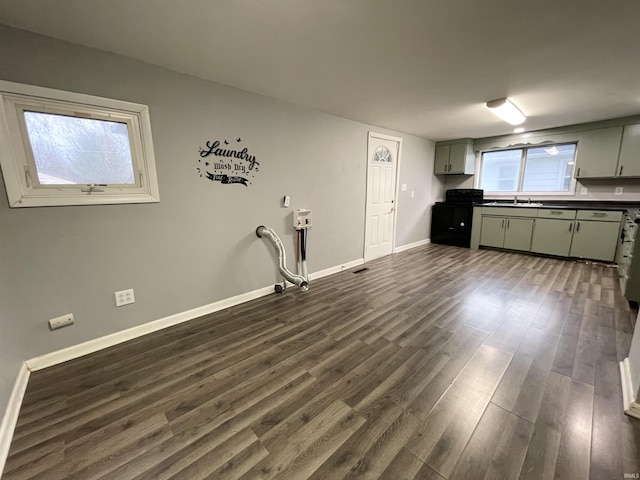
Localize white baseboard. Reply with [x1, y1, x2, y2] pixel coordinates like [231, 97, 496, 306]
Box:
[394, 238, 430, 254]
[620, 358, 640, 420]
[25, 257, 366, 372]
[0, 363, 30, 477]
[25, 284, 277, 371]
[308, 258, 365, 280]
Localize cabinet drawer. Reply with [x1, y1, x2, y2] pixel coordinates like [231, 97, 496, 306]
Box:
[482, 207, 538, 217]
[537, 209, 576, 219]
[576, 210, 622, 222]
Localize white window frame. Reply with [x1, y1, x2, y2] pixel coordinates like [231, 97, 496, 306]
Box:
[476, 143, 578, 197]
[0, 80, 160, 207]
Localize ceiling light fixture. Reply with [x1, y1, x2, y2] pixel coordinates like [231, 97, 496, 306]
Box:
[545, 146, 559, 155]
[486, 98, 526, 125]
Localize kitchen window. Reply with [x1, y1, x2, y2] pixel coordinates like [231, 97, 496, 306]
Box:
[0, 80, 159, 207]
[478, 143, 577, 195]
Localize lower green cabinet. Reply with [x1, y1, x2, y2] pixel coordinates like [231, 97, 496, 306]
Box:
[504, 218, 535, 251]
[474, 207, 622, 263]
[570, 220, 620, 262]
[530, 218, 574, 257]
[480, 216, 534, 251]
[480, 217, 505, 248]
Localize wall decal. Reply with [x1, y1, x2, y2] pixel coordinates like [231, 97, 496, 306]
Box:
[197, 137, 260, 187]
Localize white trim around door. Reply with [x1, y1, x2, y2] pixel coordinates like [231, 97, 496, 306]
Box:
[364, 132, 402, 262]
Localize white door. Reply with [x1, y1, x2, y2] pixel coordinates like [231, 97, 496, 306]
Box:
[364, 133, 400, 261]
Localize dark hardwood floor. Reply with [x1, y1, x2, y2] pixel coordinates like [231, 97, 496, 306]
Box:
[3, 244, 640, 479]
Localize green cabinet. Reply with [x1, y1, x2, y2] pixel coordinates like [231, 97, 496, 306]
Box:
[530, 218, 575, 257]
[575, 124, 640, 179]
[434, 139, 475, 174]
[480, 216, 534, 251]
[575, 127, 623, 178]
[434, 145, 451, 174]
[474, 207, 622, 262]
[504, 218, 535, 251]
[530, 210, 620, 260]
[617, 124, 640, 177]
[570, 220, 620, 262]
[617, 213, 640, 302]
[569, 210, 622, 262]
[480, 216, 505, 248]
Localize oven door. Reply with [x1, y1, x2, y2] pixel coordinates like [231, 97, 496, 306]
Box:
[430, 203, 474, 247]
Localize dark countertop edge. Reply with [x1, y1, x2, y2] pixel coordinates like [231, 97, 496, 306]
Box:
[475, 201, 640, 213]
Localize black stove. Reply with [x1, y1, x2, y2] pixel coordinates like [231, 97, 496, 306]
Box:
[430, 189, 483, 248]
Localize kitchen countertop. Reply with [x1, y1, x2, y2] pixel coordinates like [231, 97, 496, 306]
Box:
[476, 200, 640, 216]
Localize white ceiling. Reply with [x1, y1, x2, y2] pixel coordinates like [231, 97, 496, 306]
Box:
[1, 0, 639, 141]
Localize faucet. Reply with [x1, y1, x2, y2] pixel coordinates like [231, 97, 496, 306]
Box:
[528, 197, 531, 204]
[513, 195, 518, 204]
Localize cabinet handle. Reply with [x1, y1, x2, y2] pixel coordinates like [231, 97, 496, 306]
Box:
[576, 221, 580, 232]
[577, 167, 581, 177]
[569, 222, 574, 232]
[501, 219, 505, 229]
[507, 219, 510, 229]
[620, 165, 624, 176]
[592, 212, 607, 217]
[550, 211, 563, 215]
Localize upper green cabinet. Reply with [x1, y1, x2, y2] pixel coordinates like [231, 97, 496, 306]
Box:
[617, 124, 640, 177]
[575, 124, 640, 179]
[434, 139, 475, 175]
[575, 127, 623, 178]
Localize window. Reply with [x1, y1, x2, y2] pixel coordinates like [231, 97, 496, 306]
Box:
[478, 143, 576, 195]
[0, 81, 159, 207]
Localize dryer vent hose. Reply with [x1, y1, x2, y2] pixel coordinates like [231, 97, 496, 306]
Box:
[256, 225, 309, 291]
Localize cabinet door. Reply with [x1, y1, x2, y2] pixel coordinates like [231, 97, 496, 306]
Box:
[504, 218, 534, 251]
[575, 127, 623, 178]
[480, 216, 505, 248]
[530, 218, 574, 256]
[434, 145, 450, 174]
[447, 143, 466, 174]
[617, 124, 640, 177]
[570, 220, 620, 262]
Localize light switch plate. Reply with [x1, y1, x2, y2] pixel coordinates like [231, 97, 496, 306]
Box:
[401, 184, 407, 191]
[580, 187, 588, 195]
[615, 187, 624, 195]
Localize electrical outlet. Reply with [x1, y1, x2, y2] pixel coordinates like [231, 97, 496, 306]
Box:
[49, 313, 74, 330]
[580, 187, 588, 195]
[401, 184, 407, 191]
[411, 190, 415, 198]
[115, 288, 135, 307]
[615, 187, 624, 195]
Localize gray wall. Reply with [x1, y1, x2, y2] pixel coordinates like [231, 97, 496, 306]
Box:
[0, 26, 439, 416]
